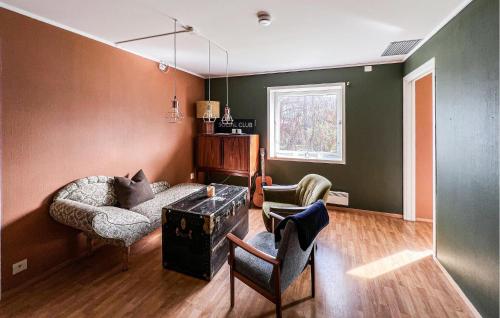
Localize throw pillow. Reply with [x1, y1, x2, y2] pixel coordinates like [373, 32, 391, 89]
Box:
[114, 169, 155, 209]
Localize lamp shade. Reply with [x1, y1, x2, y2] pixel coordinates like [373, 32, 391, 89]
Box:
[196, 101, 220, 119]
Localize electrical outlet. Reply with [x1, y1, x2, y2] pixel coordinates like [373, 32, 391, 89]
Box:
[12, 259, 27, 275]
[190, 172, 195, 180]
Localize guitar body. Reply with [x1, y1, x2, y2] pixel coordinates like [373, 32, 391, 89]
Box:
[253, 175, 273, 208]
[253, 148, 272, 208]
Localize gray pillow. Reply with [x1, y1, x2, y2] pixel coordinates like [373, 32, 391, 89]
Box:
[114, 170, 155, 209]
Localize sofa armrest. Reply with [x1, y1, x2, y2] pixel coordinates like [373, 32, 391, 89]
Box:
[262, 184, 298, 204]
[151, 181, 170, 194]
[91, 208, 151, 246]
[49, 199, 101, 233]
[50, 199, 152, 247]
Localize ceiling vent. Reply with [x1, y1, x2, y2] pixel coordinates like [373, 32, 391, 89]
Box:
[382, 39, 421, 56]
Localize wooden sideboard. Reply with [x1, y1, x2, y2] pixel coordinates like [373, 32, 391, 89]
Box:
[196, 134, 259, 193]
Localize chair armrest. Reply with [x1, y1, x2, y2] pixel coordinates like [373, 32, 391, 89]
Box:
[268, 211, 285, 234]
[263, 185, 298, 204]
[268, 211, 285, 222]
[269, 205, 310, 214]
[262, 184, 298, 192]
[226, 233, 280, 266]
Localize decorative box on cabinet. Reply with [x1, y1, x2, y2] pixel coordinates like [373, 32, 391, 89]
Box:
[196, 134, 259, 194]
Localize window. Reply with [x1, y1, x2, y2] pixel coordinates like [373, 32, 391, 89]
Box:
[267, 83, 345, 164]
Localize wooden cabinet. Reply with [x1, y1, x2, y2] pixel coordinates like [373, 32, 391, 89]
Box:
[196, 134, 259, 192]
[223, 137, 249, 171]
[197, 135, 222, 169]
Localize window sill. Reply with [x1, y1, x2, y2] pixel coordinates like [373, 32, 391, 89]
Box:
[267, 156, 346, 165]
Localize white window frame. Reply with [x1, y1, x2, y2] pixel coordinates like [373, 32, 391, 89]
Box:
[267, 83, 346, 164]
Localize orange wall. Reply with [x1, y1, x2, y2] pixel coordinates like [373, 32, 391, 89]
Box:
[0, 9, 204, 290]
[415, 74, 433, 220]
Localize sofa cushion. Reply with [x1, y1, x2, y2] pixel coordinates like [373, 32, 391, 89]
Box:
[115, 170, 155, 209]
[131, 183, 204, 228]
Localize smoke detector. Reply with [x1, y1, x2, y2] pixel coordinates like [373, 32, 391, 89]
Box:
[257, 11, 272, 26]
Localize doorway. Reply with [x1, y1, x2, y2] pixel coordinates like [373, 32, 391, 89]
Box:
[403, 58, 436, 255]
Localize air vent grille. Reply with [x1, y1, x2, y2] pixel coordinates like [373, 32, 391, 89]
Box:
[382, 39, 421, 56]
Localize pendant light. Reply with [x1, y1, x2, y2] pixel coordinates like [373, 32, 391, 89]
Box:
[221, 51, 234, 125]
[167, 19, 184, 123]
[203, 41, 216, 122]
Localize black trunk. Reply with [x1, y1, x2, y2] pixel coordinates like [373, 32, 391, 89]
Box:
[162, 184, 249, 280]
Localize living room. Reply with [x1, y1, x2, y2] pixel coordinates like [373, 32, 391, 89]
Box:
[0, 0, 498, 317]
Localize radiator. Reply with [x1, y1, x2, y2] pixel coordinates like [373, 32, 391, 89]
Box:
[326, 191, 349, 206]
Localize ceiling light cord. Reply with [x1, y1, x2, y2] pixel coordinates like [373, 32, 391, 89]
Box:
[167, 18, 183, 123]
[173, 19, 177, 100]
[226, 51, 229, 107]
[202, 40, 216, 123]
[221, 49, 233, 125]
[208, 40, 211, 103]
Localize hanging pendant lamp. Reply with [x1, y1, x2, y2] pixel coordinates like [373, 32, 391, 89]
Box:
[221, 51, 234, 125]
[203, 41, 216, 122]
[167, 19, 184, 123]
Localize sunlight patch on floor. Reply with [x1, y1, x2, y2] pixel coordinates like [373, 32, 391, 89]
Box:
[347, 249, 433, 279]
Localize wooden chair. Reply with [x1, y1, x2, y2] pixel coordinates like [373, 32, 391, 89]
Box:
[227, 209, 318, 318]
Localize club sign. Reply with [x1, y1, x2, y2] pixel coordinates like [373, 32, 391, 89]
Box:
[214, 119, 257, 134]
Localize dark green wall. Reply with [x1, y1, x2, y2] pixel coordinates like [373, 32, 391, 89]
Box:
[405, 0, 499, 317]
[208, 64, 403, 213]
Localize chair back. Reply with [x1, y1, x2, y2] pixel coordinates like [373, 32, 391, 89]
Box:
[296, 174, 332, 206]
[273, 221, 316, 291]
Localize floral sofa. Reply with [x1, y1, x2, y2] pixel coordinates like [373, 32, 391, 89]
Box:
[50, 176, 204, 269]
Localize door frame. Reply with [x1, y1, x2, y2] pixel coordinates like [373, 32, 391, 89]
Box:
[402, 57, 436, 255]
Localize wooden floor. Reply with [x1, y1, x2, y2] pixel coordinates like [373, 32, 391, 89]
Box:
[0, 209, 472, 317]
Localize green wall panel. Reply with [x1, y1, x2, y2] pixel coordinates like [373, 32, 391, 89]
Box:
[207, 64, 404, 213]
[405, 0, 499, 316]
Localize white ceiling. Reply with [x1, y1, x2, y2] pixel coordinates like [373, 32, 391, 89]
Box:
[2, 0, 467, 77]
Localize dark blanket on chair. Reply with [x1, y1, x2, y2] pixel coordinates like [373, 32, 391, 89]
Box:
[274, 200, 329, 250]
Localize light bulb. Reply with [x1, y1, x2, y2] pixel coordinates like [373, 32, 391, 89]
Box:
[203, 102, 216, 122]
[221, 105, 233, 125]
[167, 97, 184, 123]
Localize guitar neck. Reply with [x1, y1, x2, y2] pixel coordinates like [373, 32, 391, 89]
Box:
[260, 148, 266, 181]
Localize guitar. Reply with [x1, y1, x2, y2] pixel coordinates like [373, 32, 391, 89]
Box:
[253, 148, 273, 207]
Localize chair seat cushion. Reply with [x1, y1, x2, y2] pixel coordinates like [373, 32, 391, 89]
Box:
[131, 183, 204, 228]
[234, 231, 278, 293]
[262, 201, 301, 232]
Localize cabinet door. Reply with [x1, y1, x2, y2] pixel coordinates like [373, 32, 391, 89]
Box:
[223, 137, 249, 171]
[198, 136, 222, 168]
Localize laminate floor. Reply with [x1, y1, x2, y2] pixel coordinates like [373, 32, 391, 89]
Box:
[0, 209, 472, 317]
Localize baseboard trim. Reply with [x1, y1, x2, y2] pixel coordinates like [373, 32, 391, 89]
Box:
[433, 256, 482, 318]
[416, 217, 433, 223]
[329, 206, 403, 219]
